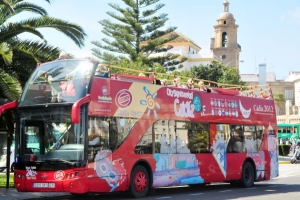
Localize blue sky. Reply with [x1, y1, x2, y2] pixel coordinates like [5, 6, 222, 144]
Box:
[14, 0, 300, 79]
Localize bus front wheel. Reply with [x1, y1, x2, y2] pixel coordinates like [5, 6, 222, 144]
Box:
[241, 162, 254, 188]
[129, 165, 150, 198]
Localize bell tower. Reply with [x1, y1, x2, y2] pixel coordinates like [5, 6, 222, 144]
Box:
[210, 0, 241, 70]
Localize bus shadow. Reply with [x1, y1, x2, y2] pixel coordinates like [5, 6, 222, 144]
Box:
[67, 182, 300, 200]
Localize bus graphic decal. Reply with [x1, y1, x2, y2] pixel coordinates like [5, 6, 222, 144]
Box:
[94, 150, 126, 192]
[267, 124, 278, 178]
[140, 86, 160, 119]
[211, 134, 227, 178]
[245, 134, 265, 179]
[193, 93, 206, 116]
[152, 134, 204, 187]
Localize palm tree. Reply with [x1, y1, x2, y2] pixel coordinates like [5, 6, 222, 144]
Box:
[0, 68, 21, 147]
[0, 0, 87, 143]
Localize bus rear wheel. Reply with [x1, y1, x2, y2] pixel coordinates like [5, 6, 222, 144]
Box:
[129, 165, 150, 198]
[241, 162, 254, 188]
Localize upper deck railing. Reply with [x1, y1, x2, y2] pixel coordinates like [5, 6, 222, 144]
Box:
[99, 64, 273, 100]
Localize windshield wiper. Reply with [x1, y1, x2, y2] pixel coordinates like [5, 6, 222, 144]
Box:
[42, 158, 75, 165]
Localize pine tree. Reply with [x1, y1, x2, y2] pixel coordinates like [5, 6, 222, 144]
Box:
[91, 0, 186, 71]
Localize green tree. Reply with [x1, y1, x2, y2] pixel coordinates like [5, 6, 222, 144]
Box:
[218, 66, 245, 87]
[273, 92, 285, 102]
[92, 0, 186, 70]
[175, 61, 245, 87]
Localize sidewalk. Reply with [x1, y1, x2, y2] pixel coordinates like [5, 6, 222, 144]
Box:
[278, 152, 293, 164]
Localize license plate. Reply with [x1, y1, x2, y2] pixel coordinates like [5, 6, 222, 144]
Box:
[33, 183, 55, 188]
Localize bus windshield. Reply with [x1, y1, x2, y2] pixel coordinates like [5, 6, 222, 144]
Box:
[19, 60, 95, 106]
[17, 107, 85, 167]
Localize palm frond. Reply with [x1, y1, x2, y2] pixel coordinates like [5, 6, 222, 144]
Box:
[0, 43, 13, 64]
[18, 16, 87, 48]
[8, 38, 61, 62]
[0, 22, 45, 43]
[0, 69, 21, 101]
[0, 0, 14, 13]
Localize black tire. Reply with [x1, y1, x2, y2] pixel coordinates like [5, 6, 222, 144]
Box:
[241, 162, 254, 188]
[129, 165, 150, 198]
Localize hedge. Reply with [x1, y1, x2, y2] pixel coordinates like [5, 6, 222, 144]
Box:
[279, 144, 291, 156]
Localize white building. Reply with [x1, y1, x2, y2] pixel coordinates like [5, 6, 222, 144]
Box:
[145, 32, 221, 72]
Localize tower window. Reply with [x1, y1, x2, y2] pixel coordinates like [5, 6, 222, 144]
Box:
[222, 32, 227, 47]
[224, 21, 226, 24]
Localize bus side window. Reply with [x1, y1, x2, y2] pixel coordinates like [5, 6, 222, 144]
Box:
[227, 125, 246, 153]
[186, 122, 210, 154]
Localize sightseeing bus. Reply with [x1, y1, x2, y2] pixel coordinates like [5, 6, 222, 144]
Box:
[277, 123, 299, 141]
[0, 58, 278, 198]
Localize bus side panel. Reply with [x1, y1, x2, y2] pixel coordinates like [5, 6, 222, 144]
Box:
[85, 119, 157, 192]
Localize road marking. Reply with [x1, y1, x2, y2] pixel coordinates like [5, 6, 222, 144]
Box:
[268, 185, 277, 187]
[189, 193, 204, 195]
[220, 190, 232, 192]
[275, 174, 300, 179]
[159, 185, 188, 189]
[156, 197, 172, 199]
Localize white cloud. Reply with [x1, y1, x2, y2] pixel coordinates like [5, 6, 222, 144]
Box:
[281, 7, 300, 23]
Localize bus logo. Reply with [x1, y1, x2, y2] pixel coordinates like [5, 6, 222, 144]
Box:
[102, 86, 108, 96]
[193, 94, 202, 112]
[116, 89, 132, 108]
[239, 100, 251, 118]
[54, 170, 65, 180]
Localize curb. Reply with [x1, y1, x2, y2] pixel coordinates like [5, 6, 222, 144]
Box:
[279, 161, 291, 164]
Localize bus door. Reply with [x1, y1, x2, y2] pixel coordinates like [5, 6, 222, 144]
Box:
[210, 123, 240, 180]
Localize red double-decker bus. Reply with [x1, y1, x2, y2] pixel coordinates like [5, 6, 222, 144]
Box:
[0, 58, 278, 198]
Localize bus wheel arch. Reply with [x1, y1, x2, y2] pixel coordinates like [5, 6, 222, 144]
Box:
[241, 159, 255, 188]
[129, 160, 152, 198]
